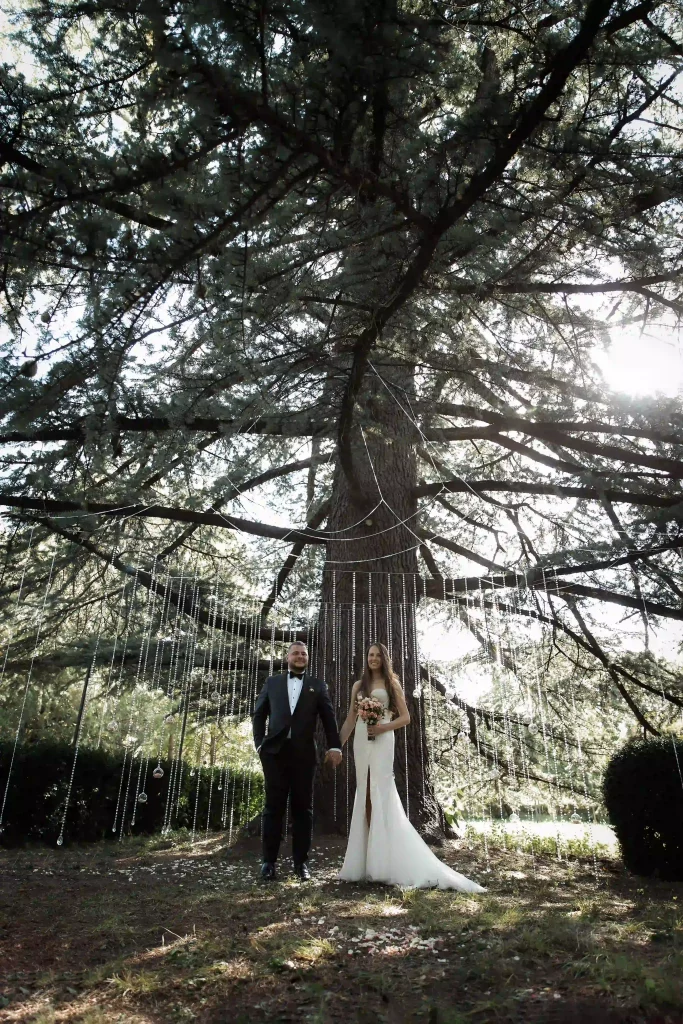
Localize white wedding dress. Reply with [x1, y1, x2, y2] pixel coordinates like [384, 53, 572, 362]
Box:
[338, 688, 486, 891]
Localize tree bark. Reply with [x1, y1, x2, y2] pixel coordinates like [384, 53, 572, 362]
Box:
[311, 363, 445, 839]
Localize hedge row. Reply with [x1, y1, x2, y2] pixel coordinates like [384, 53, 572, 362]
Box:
[0, 741, 263, 846]
[603, 735, 683, 881]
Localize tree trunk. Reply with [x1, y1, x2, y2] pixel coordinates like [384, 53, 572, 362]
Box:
[312, 362, 445, 839]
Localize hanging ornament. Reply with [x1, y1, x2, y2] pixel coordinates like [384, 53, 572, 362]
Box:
[56, 836, 63, 846]
[153, 766, 164, 780]
[107, 720, 118, 732]
[123, 734, 137, 746]
[570, 812, 582, 824]
[457, 731, 470, 746]
[137, 792, 148, 804]
[210, 690, 221, 704]
[190, 769, 196, 777]
[204, 671, 215, 683]
[509, 811, 520, 823]
[164, 713, 174, 724]
[412, 687, 422, 699]
[528, 721, 539, 735]
[488, 768, 500, 781]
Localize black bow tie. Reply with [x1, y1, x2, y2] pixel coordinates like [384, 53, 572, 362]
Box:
[289, 671, 305, 679]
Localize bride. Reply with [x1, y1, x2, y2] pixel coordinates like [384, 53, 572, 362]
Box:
[337, 642, 486, 892]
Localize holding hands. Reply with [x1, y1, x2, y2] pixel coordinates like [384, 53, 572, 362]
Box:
[325, 749, 343, 768]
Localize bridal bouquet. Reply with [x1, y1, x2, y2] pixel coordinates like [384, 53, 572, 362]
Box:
[356, 695, 385, 740]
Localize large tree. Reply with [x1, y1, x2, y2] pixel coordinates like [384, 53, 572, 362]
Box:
[2, 0, 683, 834]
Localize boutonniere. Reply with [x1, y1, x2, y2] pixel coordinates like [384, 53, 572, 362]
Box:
[308, 686, 314, 692]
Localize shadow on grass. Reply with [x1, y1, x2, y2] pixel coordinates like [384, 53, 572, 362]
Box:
[1, 832, 682, 1023]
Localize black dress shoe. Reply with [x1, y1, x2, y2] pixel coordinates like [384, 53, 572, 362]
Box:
[261, 861, 277, 881]
[293, 862, 311, 881]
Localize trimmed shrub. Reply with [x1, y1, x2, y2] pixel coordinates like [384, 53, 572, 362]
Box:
[0, 740, 263, 847]
[603, 736, 683, 880]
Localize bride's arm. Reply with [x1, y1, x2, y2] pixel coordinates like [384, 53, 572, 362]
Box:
[339, 681, 361, 746]
[369, 682, 410, 736]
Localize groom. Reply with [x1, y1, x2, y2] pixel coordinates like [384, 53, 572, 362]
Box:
[252, 641, 342, 881]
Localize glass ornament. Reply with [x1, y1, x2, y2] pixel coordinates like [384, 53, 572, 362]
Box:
[210, 691, 221, 704]
[570, 812, 582, 824]
[164, 714, 174, 724]
[153, 766, 164, 780]
[56, 836, 63, 846]
[528, 721, 539, 735]
[217, 784, 223, 791]
[509, 811, 520, 823]
[204, 671, 215, 683]
[412, 687, 422, 699]
[124, 734, 137, 746]
[137, 792, 148, 804]
[190, 769, 196, 777]
[107, 720, 118, 732]
[489, 768, 500, 781]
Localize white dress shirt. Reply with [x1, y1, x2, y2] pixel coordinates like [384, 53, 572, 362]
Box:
[286, 671, 304, 737]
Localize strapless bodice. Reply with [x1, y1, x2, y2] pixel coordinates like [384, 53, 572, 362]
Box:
[370, 687, 389, 708]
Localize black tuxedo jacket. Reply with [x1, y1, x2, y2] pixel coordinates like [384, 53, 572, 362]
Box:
[252, 673, 341, 761]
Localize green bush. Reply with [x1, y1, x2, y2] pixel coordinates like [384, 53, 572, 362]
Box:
[0, 740, 263, 847]
[603, 736, 683, 880]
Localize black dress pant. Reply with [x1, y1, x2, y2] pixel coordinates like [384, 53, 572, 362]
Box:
[260, 739, 314, 865]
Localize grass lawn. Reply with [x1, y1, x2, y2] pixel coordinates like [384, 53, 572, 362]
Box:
[1, 826, 682, 1024]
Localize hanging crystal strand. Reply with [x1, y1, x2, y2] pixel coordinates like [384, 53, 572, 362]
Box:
[204, 579, 226, 836]
[540, 568, 576, 861]
[246, 600, 263, 830]
[218, 602, 238, 826]
[118, 554, 160, 839]
[386, 573, 393, 658]
[524, 571, 562, 856]
[241, 601, 257, 835]
[399, 574, 409, 821]
[223, 605, 243, 839]
[174, 571, 204, 822]
[0, 543, 56, 838]
[503, 579, 532, 861]
[331, 571, 337, 663]
[128, 556, 164, 827]
[59, 589, 107, 847]
[368, 572, 373, 643]
[351, 572, 357, 680]
[491, 588, 517, 812]
[189, 613, 213, 842]
[164, 571, 195, 832]
[0, 526, 37, 835]
[132, 564, 175, 820]
[346, 603, 352, 836]
[361, 592, 366, 669]
[239, 608, 256, 831]
[110, 555, 144, 834]
[96, 567, 128, 747]
[160, 570, 186, 833]
[471, 702, 490, 871]
[411, 574, 426, 802]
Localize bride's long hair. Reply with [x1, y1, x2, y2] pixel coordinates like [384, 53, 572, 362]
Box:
[359, 642, 401, 719]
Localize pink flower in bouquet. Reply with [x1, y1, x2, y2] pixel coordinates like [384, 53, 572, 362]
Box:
[356, 695, 385, 740]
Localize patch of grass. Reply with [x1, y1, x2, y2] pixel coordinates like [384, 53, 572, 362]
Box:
[3, 833, 683, 1024]
[107, 967, 164, 997]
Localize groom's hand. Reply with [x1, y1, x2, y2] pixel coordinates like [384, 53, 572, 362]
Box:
[325, 749, 342, 768]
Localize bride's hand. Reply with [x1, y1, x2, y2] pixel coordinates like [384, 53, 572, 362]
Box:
[367, 724, 386, 738]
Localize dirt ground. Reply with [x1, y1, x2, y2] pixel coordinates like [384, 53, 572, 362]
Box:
[1, 831, 682, 1024]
